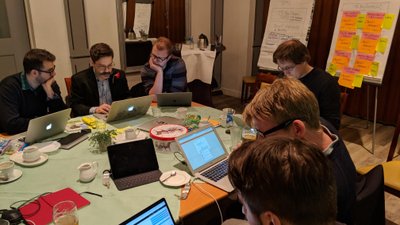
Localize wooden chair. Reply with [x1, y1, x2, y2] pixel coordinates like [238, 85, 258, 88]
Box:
[240, 76, 256, 103]
[188, 79, 214, 107]
[340, 92, 349, 116]
[387, 112, 400, 161]
[64, 77, 72, 96]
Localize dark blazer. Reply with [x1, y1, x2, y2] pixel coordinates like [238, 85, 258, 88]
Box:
[69, 67, 129, 116]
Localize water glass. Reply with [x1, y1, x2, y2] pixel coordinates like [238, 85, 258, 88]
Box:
[230, 126, 242, 151]
[53, 200, 79, 225]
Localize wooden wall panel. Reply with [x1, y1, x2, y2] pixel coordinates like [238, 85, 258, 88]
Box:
[168, 0, 185, 43]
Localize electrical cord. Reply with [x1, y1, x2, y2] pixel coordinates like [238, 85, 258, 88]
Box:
[192, 178, 223, 225]
[173, 151, 186, 165]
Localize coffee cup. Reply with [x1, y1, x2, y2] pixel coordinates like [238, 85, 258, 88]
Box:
[125, 128, 140, 140]
[22, 146, 41, 162]
[0, 161, 15, 180]
[176, 107, 188, 119]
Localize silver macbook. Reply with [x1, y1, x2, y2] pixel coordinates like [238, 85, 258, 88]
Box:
[156, 92, 192, 107]
[137, 116, 183, 132]
[175, 125, 234, 192]
[95, 95, 152, 123]
[25, 108, 71, 144]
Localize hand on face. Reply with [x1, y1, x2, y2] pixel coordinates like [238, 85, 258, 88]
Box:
[149, 55, 163, 73]
[96, 104, 111, 114]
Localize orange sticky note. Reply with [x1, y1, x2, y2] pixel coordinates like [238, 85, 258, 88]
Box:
[338, 67, 358, 89]
[353, 53, 374, 75]
[340, 11, 359, 32]
[358, 33, 380, 54]
[370, 62, 379, 77]
[352, 74, 364, 88]
[376, 37, 388, 54]
[335, 32, 355, 51]
[363, 12, 384, 34]
[382, 14, 395, 30]
[356, 14, 366, 29]
[332, 51, 351, 70]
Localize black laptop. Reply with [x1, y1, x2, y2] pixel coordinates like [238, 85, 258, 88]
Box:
[156, 92, 192, 107]
[107, 139, 162, 191]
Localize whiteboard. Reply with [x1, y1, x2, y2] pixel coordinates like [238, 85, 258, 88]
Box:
[326, 0, 400, 85]
[257, 0, 315, 70]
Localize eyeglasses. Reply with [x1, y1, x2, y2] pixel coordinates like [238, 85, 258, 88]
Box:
[95, 63, 114, 71]
[36, 65, 56, 74]
[256, 118, 299, 137]
[277, 64, 297, 72]
[151, 53, 170, 62]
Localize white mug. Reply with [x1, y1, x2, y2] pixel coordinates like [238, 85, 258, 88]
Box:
[125, 128, 140, 140]
[22, 146, 41, 162]
[0, 161, 15, 180]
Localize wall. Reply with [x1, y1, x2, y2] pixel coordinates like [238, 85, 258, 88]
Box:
[190, 0, 211, 42]
[221, 0, 255, 97]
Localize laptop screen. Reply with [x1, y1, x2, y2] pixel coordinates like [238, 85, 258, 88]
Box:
[107, 139, 159, 179]
[177, 126, 226, 171]
[120, 198, 175, 225]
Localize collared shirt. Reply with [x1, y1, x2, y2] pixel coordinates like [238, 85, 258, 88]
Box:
[97, 79, 112, 105]
[20, 72, 34, 91]
[321, 124, 339, 156]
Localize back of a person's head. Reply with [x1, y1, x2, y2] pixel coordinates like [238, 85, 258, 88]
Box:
[243, 77, 320, 129]
[273, 39, 311, 64]
[90, 43, 114, 62]
[154, 36, 173, 54]
[23, 49, 55, 73]
[229, 137, 337, 225]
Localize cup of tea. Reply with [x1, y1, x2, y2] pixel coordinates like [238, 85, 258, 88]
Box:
[22, 146, 41, 162]
[125, 128, 140, 140]
[242, 127, 257, 141]
[53, 200, 79, 225]
[0, 161, 14, 181]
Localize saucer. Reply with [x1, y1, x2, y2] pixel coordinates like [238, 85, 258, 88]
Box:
[160, 170, 191, 187]
[9, 152, 48, 167]
[0, 169, 22, 184]
[32, 141, 61, 153]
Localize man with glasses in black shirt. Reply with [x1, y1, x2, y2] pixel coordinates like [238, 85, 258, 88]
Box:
[0, 49, 66, 134]
[69, 43, 129, 116]
[141, 37, 187, 98]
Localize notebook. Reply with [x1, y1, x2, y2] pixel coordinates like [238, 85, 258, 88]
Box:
[175, 125, 234, 192]
[107, 138, 162, 191]
[25, 108, 71, 144]
[119, 198, 175, 225]
[94, 95, 152, 123]
[137, 116, 183, 132]
[156, 92, 192, 107]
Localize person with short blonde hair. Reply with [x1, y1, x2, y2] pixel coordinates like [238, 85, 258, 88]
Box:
[243, 77, 356, 225]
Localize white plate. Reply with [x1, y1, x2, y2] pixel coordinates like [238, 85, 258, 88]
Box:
[32, 141, 61, 153]
[9, 152, 48, 167]
[0, 169, 22, 184]
[160, 170, 191, 187]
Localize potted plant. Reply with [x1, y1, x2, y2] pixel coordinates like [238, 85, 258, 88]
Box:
[88, 129, 117, 152]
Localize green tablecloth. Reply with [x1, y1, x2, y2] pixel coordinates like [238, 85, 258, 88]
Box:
[0, 106, 232, 224]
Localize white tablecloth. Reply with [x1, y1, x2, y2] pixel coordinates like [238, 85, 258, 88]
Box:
[181, 44, 216, 84]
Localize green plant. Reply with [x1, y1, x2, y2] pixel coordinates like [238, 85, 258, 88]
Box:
[88, 129, 117, 152]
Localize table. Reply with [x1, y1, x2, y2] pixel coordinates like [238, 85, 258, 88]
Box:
[181, 44, 216, 84]
[0, 104, 233, 224]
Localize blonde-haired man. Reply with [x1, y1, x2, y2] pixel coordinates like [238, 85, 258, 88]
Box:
[141, 37, 187, 95]
[243, 78, 356, 225]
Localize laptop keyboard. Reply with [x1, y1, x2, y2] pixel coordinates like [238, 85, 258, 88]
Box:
[201, 159, 228, 182]
[114, 170, 162, 191]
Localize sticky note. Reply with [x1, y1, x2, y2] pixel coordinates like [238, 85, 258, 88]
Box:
[356, 14, 366, 29]
[352, 74, 364, 88]
[327, 63, 337, 76]
[376, 37, 388, 54]
[382, 14, 395, 29]
[370, 62, 379, 77]
[351, 35, 360, 49]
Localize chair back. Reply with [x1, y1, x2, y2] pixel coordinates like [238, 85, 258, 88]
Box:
[387, 112, 400, 161]
[64, 77, 72, 96]
[354, 165, 385, 225]
[187, 79, 213, 107]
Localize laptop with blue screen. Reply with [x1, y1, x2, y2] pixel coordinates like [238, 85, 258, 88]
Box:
[119, 198, 175, 225]
[175, 125, 234, 192]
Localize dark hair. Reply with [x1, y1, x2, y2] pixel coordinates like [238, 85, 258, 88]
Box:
[23, 49, 56, 73]
[273, 39, 311, 64]
[90, 43, 114, 62]
[154, 36, 173, 54]
[228, 137, 337, 225]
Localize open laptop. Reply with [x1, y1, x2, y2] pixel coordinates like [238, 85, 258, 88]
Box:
[95, 95, 152, 122]
[137, 116, 183, 132]
[175, 125, 234, 192]
[120, 198, 175, 225]
[25, 108, 71, 144]
[156, 92, 192, 107]
[107, 138, 162, 191]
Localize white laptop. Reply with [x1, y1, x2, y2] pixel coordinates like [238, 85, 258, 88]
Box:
[175, 125, 234, 192]
[156, 92, 192, 107]
[25, 108, 71, 144]
[94, 95, 152, 123]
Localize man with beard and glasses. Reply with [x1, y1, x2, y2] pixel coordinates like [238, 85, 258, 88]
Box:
[0, 49, 66, 134]
[141, 37, 187, 98]
[69, 43, 129, 116]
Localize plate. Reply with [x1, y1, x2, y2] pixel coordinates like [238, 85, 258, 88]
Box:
[160, 170, 191, 187]
[9, 152, 48, 167]
[0, 169, 23, 184]
[31, 141, 61, 153]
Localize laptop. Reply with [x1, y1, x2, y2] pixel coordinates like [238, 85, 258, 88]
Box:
[156, 92, 192, 107]
[137, 116, 183, 132]
[107, 138, 162, 191]
[95, 95, 152, 122]
[120, 198, 175, 225]
[175, 125, 234, 192]
[25, 108, 71, 144]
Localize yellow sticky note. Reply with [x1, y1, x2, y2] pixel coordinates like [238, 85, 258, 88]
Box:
[352, 74, 364, 88]
[356, 14, 366, 29]
[370, 62, 379, 77]
[327, 63, 337, 76]
[376, 37, 388, 54]
[382, 14, 395, 29]
[351, 35, 360, 49]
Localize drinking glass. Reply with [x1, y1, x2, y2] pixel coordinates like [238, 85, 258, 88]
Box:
[53, 200, 79, 225]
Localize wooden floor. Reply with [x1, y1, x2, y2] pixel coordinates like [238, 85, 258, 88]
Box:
[212, 94, 400, 225]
